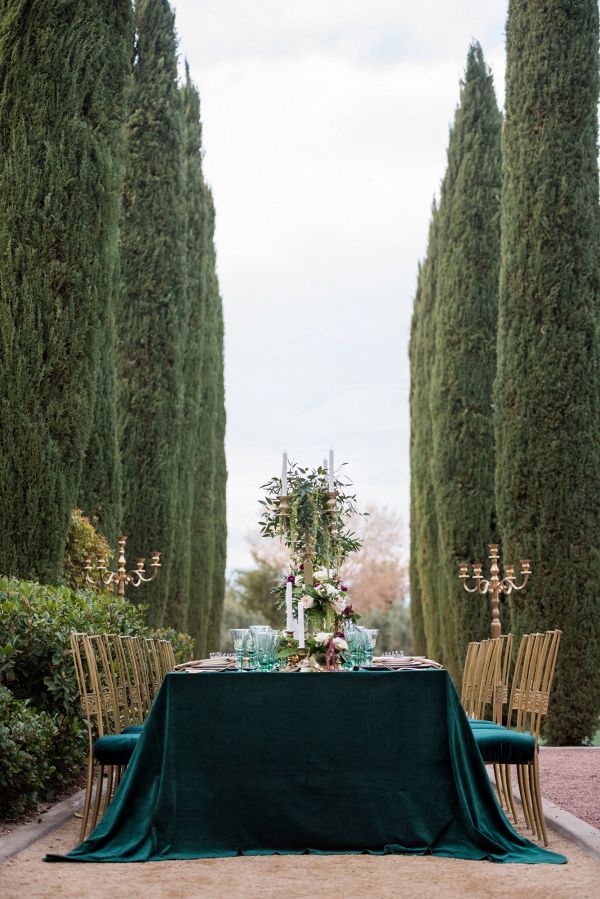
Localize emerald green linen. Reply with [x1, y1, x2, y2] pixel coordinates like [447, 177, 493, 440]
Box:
[46, 670, 565, 864]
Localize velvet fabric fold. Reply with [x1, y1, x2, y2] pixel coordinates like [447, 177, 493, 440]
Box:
[46, 670, 565, 864]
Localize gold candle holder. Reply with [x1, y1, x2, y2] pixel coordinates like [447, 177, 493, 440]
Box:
[459, 544, 531, 638]
[84, 536, 161, 597]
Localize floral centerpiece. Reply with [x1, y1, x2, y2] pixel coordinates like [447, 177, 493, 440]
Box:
[276, 567, 359, 633]
[305, 631, 350, 670]
[259, 456, 364, 668]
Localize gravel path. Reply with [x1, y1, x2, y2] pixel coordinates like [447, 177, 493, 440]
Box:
[0, 816, 598, 899]
[539, 748, 600, 829]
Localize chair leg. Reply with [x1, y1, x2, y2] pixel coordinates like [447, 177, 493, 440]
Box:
[103, 765, 115, 815]
[89, 764, 105, 835]
[501, 763, 518, 825]
[79, 752, 95, 841]
[518, 765, 537, 836]
[517, 764, 534, 832]
[530, 756, 548, 846]
[493, 763, 506, 809]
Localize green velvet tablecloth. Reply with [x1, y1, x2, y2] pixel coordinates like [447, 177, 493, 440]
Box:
[47, 669, 565, 864]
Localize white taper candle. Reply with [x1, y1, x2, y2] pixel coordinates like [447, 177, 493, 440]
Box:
[281, 451, 288, 495]
[285, 579, 294, 632]
[328, 448, 335, 492]
[297, 597, 305, 649]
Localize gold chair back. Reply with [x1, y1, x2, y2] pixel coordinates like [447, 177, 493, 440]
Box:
[158, 639, 176, 677]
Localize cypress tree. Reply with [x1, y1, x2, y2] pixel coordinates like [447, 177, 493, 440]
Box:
[118, 0, 186, 626]
[430, 44, 501, 681]
[79, 295, 123, 546]
[206, 261, 227, 652]
[410, 204, 443, 662]
[163, 67, 206, 633]
[187, 187, 218, 657]
[409, 264, 427, 657]
[496, 1, 600, 743]
[0, 1, 133, 581]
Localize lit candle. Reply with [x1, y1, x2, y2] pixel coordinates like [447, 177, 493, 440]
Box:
[285, 579, 294, 632]
[328, 448, 335, 492]
[297, 597, 305, 649]
[281, 451, 288, 495]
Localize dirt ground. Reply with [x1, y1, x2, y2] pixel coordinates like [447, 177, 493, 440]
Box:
[1, 814, 599, 899]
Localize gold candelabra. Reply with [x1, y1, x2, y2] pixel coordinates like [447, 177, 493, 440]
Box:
[84, 535, 161, 596]
[459, 544, 531, 638]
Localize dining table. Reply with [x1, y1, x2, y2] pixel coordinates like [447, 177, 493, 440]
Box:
[46, 667, 565, 864]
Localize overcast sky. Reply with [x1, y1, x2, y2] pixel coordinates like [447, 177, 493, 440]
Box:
[171, 1, 507, 570]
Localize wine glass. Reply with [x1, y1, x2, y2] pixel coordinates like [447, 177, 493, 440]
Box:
[229, 629, 249, 670]
[364, 628, 379, 666]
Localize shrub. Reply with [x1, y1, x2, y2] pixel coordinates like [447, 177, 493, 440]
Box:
[62, 508, 113, 592]
[0, 686, 58, 818]
[0, 574, 193, 818]
[146, 626, 194, 664]
[0, 576, 145, 793]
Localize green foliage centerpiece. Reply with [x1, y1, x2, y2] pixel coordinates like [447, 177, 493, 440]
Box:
[259, 452, 362, 669]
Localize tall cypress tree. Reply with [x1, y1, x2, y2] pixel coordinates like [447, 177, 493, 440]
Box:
[496, 1, 600, 743]
[430, 44, 501, 681]
[163, 67, 206, 633]
[79, 293, 123, 545]
[0, 0, 133, 581]
[410, 204, 443, 662]
[409, 264, 427, 657]
[188, 187, 218, 657]
[206, 257, 227, 652]
[118, 0, 185, 625]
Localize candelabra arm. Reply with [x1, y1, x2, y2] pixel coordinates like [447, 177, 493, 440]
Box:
[510, 572, 531, 592]
[460, 577, 482, 594]
[131, 567, 159, 585]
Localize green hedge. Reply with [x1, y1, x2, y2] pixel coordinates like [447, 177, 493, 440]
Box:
[0, 686, 58, 818]
[0, 576, 146, 810]
[0, 576, 194, 819]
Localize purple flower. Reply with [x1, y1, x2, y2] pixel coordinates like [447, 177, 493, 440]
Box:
[341, 585, 348, 592]
[287, 575, 295, 584]
[343, 605, 352, 617]
[299, 563, 304, 571]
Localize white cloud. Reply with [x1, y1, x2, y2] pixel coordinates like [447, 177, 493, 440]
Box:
[172, 0, 507, 570]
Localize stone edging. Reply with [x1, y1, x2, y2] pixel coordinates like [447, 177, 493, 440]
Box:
[0, 789, 85, 864]
[542, 796, 600, 861]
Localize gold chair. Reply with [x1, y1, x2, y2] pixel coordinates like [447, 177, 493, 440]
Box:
[460, 641, 480, 715]
[144, 638, 162, 699]
[120, 635, 153, 721]
[69, 632, 140, 839]
[471, 630, 562, 845]
[158, 639, 176, 677]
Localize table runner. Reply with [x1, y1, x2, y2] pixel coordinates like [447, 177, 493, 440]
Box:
[46, 670, 565, 864]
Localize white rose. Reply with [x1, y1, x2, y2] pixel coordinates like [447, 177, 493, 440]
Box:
[302, 595, 315, 609]
[325, 583, 337, 596]
[314, 583, 326, 595]
[332, 597, 347, 614]
[314, 568, 329, 581]
[332, 637, 348, 652]
[316, 631, 332, 646]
